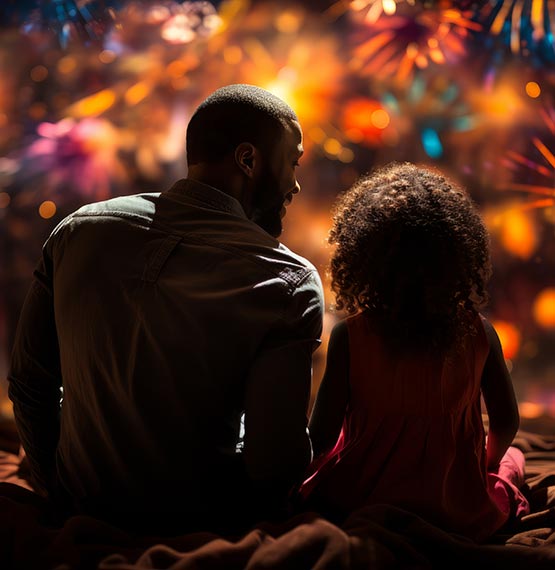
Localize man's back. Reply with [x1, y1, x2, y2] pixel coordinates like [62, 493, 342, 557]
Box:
[10, 179, 323, 529]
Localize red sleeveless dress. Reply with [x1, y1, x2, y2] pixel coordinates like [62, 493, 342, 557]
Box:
[300, 312, 510, 542]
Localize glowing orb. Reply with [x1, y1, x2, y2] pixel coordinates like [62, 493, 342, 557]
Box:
[342, 98, 388, 145]
[499, 209, 537, 259]
[519, 401, 544, 419]
[39, 201, 57, 219]
[533, 288, 555, 329]
[525, 81, 541, 98]
[491, 319, 521, 360]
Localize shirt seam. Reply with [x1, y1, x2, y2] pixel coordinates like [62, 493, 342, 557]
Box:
[169, 189, 238, 216]
[167, 229, 314, 293]
[56, 205, 316, 292]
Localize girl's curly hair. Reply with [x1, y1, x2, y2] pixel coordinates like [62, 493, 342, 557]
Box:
[329, 163, 492, 352]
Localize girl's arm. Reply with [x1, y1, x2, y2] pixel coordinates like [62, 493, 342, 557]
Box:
[480, 317, 520, 470]
[309, 319, 350, 458]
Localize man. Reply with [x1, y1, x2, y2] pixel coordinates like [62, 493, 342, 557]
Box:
[8, 85, 324, 532]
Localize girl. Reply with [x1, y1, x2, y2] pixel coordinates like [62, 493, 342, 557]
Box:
[299, 163, 529, 542]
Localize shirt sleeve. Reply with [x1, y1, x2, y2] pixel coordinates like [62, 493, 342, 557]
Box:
[7, 239, 63, 496]
[243, 268, 324, 493]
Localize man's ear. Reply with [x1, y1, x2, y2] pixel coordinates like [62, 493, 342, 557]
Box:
[235, 142, 258, 179]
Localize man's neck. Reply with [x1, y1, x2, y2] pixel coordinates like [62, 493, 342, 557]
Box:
[187, 163, 252, 217]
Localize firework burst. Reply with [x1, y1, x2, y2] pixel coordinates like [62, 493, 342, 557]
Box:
[19, 117, 128, 200]
[480, 0, 555, 61]
[326, 0, 410, 23]
[486, 128, 555, 260]
[503, 139, 555, 207]
[348, 4, 481, 81]
[502, 108, 555, 216]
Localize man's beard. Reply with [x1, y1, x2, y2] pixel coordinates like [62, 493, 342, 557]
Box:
[251, 206, 282, 238]
[250, 170, 284, 238]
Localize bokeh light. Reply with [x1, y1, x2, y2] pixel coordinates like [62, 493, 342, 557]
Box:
[69, 89, 117, 117]
[39, 201, 56, 219]
[533, 288, 555, 329]
[30, 65, 49, 82]
[525, 81, 541, 98]
[519, 401, 544, 419]
[498, 209, 538, 259]
[492, 320, 521, 360]
[342, 99, 389, 145]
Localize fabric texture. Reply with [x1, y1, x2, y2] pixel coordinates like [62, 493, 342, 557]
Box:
[7, 179, 324, 530]
[488, 446, 530, 521]
[1, 423, 555, 570]
[300, 312, 524, 542]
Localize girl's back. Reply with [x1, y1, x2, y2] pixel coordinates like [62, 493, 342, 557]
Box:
[301, 163, 525, 542]
[301, 311, 507, 542]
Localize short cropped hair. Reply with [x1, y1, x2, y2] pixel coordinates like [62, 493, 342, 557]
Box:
[186, 84, 298, 165]
[329, 163, 492, 352]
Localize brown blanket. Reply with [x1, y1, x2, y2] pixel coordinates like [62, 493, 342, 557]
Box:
[1, 420, 554, 569]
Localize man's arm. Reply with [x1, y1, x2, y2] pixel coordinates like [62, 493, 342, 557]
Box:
[8, 249, 63, 497]
[243, 271, 324, 506]
[309, 319, 349, 459]
[480, 317, 520, 471]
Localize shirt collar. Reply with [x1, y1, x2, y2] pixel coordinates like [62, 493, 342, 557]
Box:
[166, 178, 248, 220]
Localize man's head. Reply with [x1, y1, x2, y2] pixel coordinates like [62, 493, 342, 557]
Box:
[186, 84, 303, 237]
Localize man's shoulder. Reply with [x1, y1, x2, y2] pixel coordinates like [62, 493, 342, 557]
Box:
[49, 193, 161, 237]
[276, 242, 318, 275]
[261, 241, 322, 292]
[71, 192, 161, 222]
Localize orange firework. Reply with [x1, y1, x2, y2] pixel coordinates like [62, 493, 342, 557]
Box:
[348, 5, 481, 82]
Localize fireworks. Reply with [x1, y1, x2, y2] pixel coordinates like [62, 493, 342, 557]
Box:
[378, 73, 479, 159]
[503, 128, 555, 212]
[488, 104, 555, 261]
[348, 4, 481, 81]
[19, 0, 123, 48]
[480, 0, 555, 61]
[18, 117, 127, 200]
[342, 0, 408, 23]
[105, 1, 221, 51]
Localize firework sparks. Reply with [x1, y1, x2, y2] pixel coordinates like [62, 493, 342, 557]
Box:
[349, 5, 481, 81]
[499, 109, 555, 239]
[481, 0, 555, 61]
[504, 134, 555, 209]
[332, 0, 409, 23]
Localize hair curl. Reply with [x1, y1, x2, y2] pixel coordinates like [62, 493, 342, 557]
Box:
[329, 163, 492, 352]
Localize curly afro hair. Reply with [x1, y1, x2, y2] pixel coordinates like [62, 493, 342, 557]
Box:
[329, 163, 492, 352]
